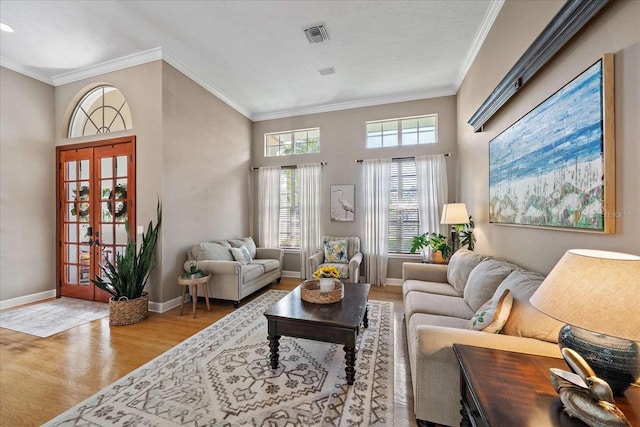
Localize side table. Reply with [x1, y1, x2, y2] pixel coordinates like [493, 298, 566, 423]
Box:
[453, 344, 639, 426]
[177, 274, 211, 318]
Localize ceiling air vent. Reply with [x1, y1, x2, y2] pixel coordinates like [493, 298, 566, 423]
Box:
[304, 25, 329, 44]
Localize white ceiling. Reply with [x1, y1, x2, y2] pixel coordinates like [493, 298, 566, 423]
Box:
[0, 0, 502, 121]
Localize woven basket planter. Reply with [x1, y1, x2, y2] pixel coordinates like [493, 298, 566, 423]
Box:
[109, 292, 149, 326]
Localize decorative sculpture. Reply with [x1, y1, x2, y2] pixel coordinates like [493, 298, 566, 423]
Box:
[550, 347, 631, 427]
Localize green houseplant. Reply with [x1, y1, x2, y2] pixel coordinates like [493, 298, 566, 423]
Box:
[457, 215, 476, 251]
[410, 232, 452, 263]
[92, 200, 162, 325]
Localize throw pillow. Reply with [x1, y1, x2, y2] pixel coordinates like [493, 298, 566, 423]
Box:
[467, 289, 513, 333]
[230, 245, 252, 264]
[323, 239, 349, 264]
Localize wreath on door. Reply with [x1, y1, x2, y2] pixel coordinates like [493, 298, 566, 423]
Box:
[107, 184, 128, 221]
[71, 186, 90, 221]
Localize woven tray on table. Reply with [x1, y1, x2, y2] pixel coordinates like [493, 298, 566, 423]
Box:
[300, 279, 344, 304]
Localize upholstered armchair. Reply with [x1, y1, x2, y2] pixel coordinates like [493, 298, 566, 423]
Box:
[307, 236, 363, 282]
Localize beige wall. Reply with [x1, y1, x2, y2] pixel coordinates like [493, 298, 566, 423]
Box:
[252, 97, 458, 278]
[0, 67, 55, 301]
[457, 0, 640, 274]
[161, 62, 252, 301]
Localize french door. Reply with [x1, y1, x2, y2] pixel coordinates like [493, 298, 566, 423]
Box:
[57, 136, 136, 302]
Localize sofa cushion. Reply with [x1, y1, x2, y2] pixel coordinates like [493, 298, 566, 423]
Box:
[463, 259, 517, 311]
[251, 258, 280, 273]
[192, 241, 233, 261]
[240, 263, 264, 282]
[403, 279, 461, 298]
[447, 249, 486, 294]
[404, 291, 475, 320]
[228, 237, 257, 258]
[230, 246, 252, 264]
[323, 239, 349, 263]
[467, 289, 513, 333]
[493, 269, 563, 343]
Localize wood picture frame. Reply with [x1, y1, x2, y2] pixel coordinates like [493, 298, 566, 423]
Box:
[489, 54, 615, 233]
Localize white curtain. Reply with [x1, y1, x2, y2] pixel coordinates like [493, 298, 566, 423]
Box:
[258, 166, 281, 248]
[362, 158, 391, 286]
[299, 163, 322, 279]
[416, 154, 448, 236]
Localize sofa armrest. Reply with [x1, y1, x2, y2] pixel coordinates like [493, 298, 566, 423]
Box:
[255, 247, 283, 261]
[349, 252, 363, 282]
[307, 251, 324, 279]
[402, 262, 448, 283]
[183, 260, 241, 276]
[411, 324, 560, 425]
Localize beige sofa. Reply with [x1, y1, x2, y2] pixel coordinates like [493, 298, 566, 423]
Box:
[403, 249, 564, 426]
[184, 237, 282, 307]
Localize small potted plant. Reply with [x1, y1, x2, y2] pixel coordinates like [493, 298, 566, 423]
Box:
[183, 256, 205, 279]
[410, 232, 452, 263]
[312, 265, 341, 291]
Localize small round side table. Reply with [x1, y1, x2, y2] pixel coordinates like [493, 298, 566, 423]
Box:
[177, 274, 211, 318]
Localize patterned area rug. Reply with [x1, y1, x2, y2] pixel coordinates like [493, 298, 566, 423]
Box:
[0, 297, 109, 338]
[44, 290, 394, 426]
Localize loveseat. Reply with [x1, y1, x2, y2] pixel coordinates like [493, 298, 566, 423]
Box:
[184, 237, 282, 307]
[403, 249, 564, 426]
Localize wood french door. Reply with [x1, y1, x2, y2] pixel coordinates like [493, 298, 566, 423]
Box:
[57, 136, 136, 302]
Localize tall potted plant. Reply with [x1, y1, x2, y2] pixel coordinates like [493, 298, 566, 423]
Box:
[92, 201, 162, 326]
[457, 215, 476, 251]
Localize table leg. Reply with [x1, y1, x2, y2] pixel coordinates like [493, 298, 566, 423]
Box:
[180, 285, 187, 316]
[268, 334, 281, 369]
[202, 283, 211, 312]
[363, 304, 369, 328]
[344, 345, 356, 385]
[191, 284, 198, 319]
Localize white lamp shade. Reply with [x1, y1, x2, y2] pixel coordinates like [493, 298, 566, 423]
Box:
[530, 249, 640, 342]
[440, 203, 469, 225]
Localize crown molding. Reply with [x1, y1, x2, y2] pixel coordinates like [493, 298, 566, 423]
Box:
[252, 87, 456, 122]
[0, 56, 54, 85]
[455, 0, 504, 90]
[160, 50, 252, 119]
[50, 47, 163, 86]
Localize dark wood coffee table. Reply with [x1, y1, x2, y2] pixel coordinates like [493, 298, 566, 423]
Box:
[263, 281, 371, 385]
[453, 344, 640, 427]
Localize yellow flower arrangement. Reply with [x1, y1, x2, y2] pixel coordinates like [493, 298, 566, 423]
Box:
[312, 265, 341, 279]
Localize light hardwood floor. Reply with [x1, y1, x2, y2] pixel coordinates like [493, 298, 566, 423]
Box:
[0, 278, 418, 426]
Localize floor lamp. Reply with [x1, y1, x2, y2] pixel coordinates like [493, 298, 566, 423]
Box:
[440, 203, 469, 253]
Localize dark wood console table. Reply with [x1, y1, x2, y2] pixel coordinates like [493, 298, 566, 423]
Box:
[453, 344, 639, 427]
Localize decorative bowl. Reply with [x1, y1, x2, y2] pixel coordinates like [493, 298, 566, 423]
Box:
[300, 279, 344, 304]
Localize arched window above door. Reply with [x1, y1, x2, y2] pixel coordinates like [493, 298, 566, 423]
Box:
[68, 85, 132, 138]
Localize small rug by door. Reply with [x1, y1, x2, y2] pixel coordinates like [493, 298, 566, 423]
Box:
[44, 290, 394, 426]
[0, 297, 109, 338]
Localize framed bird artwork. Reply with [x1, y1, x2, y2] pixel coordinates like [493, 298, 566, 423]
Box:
[330, 184, 355, 222]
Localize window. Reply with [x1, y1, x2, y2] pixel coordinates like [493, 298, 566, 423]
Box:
[279, 169, 300, 247]
[68, 85, 132, 138]
[366, 115, 437, 148]
[388, 158, 420, 252]
[265, 128, 320, 157]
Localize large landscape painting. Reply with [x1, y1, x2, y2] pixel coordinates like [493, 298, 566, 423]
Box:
[489, 55, 614, 232]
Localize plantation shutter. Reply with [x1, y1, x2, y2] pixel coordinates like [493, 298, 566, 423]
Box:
[388, 158, 420, 252]
[279, 169, 300, 248]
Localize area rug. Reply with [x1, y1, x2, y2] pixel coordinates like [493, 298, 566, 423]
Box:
[0, 297, 109, 338]
[44, 290, 394, 426]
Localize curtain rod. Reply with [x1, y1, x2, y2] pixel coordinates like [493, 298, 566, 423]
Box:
[251, 162, 327, 170]
[355, 153, 451, 163]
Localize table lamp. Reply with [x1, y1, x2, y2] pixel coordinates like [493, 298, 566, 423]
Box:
[530, 249, 640, 395]
[440, 203, 469, 252]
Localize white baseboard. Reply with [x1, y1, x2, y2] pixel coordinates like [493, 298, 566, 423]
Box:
[149, 295, 189, 313]
[385, 278, 403, 286]
[0, 289, 57, 310]
[282, 271, 302, 279]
